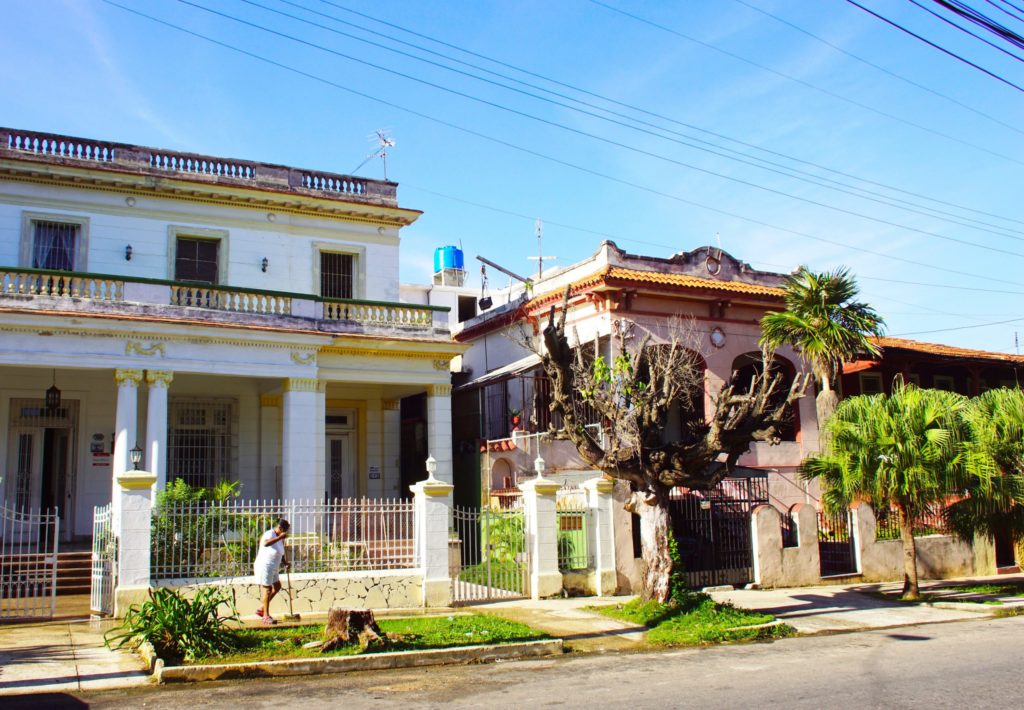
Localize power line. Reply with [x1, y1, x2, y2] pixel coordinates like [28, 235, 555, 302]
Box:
[100, 1, 1024, 294]
[728, 0, 1024, 136]
[169, 0, 1024, 258]
[907, 0, 1024, 62]
[261, 0, 1024, 242]
[310, 0, 1024, 228]
[590, 0, 1024, 145]
[844, 0, 1024, 92]
[891, 315, 1024, 335]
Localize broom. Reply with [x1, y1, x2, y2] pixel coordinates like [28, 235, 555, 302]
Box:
[282, 547, 301, 622]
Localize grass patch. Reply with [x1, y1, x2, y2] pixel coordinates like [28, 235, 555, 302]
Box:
[932, 583, 1024, 597]
[183, 613, 548, 666]
[458, 562, 527, 594]
[593, 592, 794, 646]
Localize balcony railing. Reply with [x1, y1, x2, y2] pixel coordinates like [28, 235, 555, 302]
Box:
[0, 267, 448, 334]
[1, 127, 397, 206]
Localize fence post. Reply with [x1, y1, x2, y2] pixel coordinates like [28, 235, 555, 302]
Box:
[520, 458, 561, 599]
[582, 476, 616, 596]
[850, 501, 872, 578]
[411, 456, 454, 607]
[114, 469, 156, 617]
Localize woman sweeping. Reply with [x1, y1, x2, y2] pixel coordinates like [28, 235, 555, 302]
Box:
[254, 518, 290, 625]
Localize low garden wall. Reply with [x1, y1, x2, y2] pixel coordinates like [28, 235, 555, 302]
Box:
[155, 570, 423, 615]
[751, 501, 996, 589]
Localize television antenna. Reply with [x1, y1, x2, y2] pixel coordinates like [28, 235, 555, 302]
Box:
[526, 220, 556, 280]
[351, 129, 396, 179]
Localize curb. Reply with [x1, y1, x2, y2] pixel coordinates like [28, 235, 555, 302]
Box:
[155, 639, 564, 683]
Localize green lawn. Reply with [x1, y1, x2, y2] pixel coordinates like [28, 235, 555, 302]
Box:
[934, 582, 1024, 597]
[186, 613, 548, 665]
[593, 593, 794, 646]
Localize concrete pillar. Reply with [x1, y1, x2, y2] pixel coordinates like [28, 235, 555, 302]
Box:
[411, 458, 454, 607]
[366, 399, 384, 498]
[520, 472, 562, 600]
[426, 384, 453, 484]
[259, 395, 281, 499]
[582, 476, 616, 596]
[145, 370, 173, 497]
[114, 469, 156, 617]
[112, 369, 142, 518]
[281, 378, 325, 500]
[382, 399, 401, 497]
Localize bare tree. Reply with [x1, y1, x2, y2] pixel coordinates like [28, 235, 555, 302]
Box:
[537, 290, 809, 602]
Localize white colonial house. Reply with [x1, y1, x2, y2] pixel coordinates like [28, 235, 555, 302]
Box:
[0, 126, 463, 544]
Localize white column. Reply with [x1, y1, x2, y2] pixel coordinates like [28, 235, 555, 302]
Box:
[366, 399, 384, 498]
[520, 465, 562, 600]
[382, 399, 401, 497]
[145, 370, 173, 497]
[411, 457, 454, 607]
[114, 469, 156, 617]
[426, 384, 453, 484]
[583, 476, 617, 596]
[281, 378, 325, 500]
[259, 395, 281, 499]
[112, 369, 142, 516]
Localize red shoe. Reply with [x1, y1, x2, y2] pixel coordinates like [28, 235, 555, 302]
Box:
[255, 608, 264, 617]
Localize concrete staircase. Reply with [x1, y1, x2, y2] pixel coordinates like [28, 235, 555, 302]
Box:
[56, 551, 92, 596]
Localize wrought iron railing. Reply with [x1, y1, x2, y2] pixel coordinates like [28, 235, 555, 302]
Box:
[556, 485, 592, 571]
[150, 497, 417, 583]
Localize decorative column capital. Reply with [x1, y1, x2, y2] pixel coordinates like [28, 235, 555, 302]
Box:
[117, 470, 157, 490]
[114, 369, 144, 387]
[382, 399, 400, 411]
[284, 378, 326, 393]
[427, 383, 452, 397]
[145, 370, 174, 388]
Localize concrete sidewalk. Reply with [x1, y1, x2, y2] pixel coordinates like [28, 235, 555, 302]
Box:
[0, 618, 150, 696]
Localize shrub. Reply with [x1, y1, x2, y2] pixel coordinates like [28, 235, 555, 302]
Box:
[104, 587, 239, 663]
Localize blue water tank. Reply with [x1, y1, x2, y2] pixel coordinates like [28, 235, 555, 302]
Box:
[433, 245, 464, 273]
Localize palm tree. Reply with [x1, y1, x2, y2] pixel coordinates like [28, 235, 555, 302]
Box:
[802, 382, 966, 600]
[760, 266, 885, 426]
[947, 388, 1024, 544]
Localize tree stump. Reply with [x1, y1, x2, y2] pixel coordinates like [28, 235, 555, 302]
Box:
[322, 607, 390, 652]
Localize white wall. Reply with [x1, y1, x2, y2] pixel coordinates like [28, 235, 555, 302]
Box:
[0, 181, 401, 300]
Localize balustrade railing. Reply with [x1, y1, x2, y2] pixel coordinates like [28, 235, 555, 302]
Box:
[169, 283, 291, 315]
[0, 267, 447, 331]
[0, 268, 123, 301]
[1, 127, 396, 205]
[322, 298, 435, 326]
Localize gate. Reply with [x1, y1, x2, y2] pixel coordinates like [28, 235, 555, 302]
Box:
[452, 502, 529, 604]
[0, 505, 59, 621]
[670, 476, 767, 589]
[818, 509, 858, 576]
[90, 503, 116, 616]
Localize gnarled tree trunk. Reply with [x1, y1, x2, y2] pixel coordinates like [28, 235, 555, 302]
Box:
[628, 484, 675, 603]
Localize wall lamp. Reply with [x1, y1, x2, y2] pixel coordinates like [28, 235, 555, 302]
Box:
[125, 245, 133, 261]
[261, 257, 269, 273]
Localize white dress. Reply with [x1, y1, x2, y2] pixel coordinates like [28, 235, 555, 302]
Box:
[253, 529, 284, 586]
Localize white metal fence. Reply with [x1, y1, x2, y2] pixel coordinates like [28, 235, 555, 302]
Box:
[556, 485, 592, 571]
[1, 504, 59, 620]
[90, 503, 116, 616]
[150, 498, 417, 583]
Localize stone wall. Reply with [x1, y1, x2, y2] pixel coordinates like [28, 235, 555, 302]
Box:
[162, 570, 423, 615]
[751, 501, 997, 589]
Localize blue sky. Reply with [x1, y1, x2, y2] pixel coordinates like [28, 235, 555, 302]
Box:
[3, 0, 1023, 352]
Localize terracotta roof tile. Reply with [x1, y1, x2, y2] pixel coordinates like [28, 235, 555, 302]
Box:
[873, 337, 1024, 365]
[604, 267, 785, 297]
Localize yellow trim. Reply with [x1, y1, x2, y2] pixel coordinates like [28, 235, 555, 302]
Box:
[126, 341, 166, 357]
[284, 378, 320, 392]
[320, 336, 467, 360]
[427, 384, 452, 397]
[117, 470, 157, 490]
[259, 394, 282, 407]
[114, 368, 143, 386]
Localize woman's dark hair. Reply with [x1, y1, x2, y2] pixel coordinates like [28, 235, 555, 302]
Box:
[276, 518, 290, 532]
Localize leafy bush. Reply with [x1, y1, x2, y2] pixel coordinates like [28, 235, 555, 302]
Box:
[104, 587, 239, 663]
[481, 510, 524, 564]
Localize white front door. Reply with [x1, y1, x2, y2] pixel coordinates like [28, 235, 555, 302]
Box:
[326, 433, 355, 499]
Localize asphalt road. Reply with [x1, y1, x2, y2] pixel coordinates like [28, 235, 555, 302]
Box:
[9, 615, 1022, 710]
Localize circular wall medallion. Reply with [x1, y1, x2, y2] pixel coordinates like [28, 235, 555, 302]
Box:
[705, 255, 721, 275]
[710, 327, 726, 349]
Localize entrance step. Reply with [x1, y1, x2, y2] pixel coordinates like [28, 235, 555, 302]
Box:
[56, 551, 93, 596]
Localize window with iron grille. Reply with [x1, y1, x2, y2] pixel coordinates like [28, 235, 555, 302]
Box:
[175, 237, 220, 284]
[32, 221, 80, 271]
[321, 252, 354, 299]
[167, 399, 237, 488]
